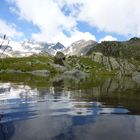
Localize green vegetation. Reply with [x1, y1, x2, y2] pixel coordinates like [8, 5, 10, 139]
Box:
[0, 73, 51, 88]
[66, 56, 113, 74]
[0, 54, 115, 76]
[0, 72, 112, 90]
[0, 55, 57, 74]
[87, 37, 140, 60]
[0, 37, 140, 77]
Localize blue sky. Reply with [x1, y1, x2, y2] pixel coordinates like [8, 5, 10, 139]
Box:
[0, 0, 40, 39]
[0, 0, 139, 46]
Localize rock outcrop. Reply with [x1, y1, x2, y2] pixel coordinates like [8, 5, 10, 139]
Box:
[92, 52, 139, 75]
[54, 52, 66, 66]
[64, 40, 97, 56]
[132, 72, 140, 84]
[0, 69, 50, 77]
[30, 70, 50, 77]
[64, 69, 88, 78]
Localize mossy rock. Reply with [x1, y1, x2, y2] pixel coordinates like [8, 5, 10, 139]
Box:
[54, 52, 66, 66]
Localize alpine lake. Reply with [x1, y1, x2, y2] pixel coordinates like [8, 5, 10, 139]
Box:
[0, 73, 140, 140]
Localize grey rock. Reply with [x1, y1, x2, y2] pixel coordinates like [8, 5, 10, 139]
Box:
[0, 69, 50, 77]
[64, 40, 97, 56]
[0, 69, 23, 73]
[63, 69, 88, 78]
[30, 70, 50, 77]
[132, 72, 140, 84]
[92, 52, 138, 75]
[92, 52, 103, 64]
[52, 64, 68, 73]
[54, 51, 65, 66]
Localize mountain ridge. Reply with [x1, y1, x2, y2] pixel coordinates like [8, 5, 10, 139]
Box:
[0, 38, 66, 57]
[1, 37, 140, 59]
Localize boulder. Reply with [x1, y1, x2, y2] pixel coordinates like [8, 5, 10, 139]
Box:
[54, 51, 65, 66]
[30, 70, 50, 77]
[63, 69, 88, 79]
[92, 52, 103, 64]
[132, 72, 140, 84]
[52, 64, 68, 73]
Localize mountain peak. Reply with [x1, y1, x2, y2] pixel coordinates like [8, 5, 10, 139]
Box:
[129, 37, 140, 42]
[63, 39, 97, 56]
[51, 42, 65, 50]
[71, 39, 86, 47]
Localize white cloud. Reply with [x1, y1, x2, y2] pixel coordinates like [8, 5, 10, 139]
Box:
[32, 31, 96, 46]
[99, 35, 117, 43]
[7, 0, 140, 45]
[0, 19, 23, 39]
[7, 0, 77, 43]
[56, 31, 96, 46]
[7, 0, 96, 46]
[78, 0, 140, 36]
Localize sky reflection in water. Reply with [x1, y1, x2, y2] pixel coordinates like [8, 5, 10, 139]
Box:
[0, 75, 140, 140]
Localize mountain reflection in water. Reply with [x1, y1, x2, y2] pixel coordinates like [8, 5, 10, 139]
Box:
[0, 74, 140, 140]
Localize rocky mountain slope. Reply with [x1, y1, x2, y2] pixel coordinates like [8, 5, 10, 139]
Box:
[84, 37, 140, 76]
[86, 37, 140, 60]
[0, 38, 65, 57]
[63, 40, 97, 56]
[0, 37, 98, 57]
[0, 36, 140, 79]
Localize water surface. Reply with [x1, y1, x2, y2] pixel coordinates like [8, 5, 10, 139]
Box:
[0, 74, 140, 140]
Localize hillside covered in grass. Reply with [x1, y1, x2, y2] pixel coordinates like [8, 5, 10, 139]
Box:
[83, 37, 140, 76]
[0, 53, 110, 76]
[0, 37, 140, 78]
[86, 37, 140, 60]
[0, 55, 57, 74]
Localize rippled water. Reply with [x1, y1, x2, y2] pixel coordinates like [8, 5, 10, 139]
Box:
[0, 74, 140, 140]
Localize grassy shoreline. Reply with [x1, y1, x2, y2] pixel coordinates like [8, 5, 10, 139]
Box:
[0, 55, 57, 74]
